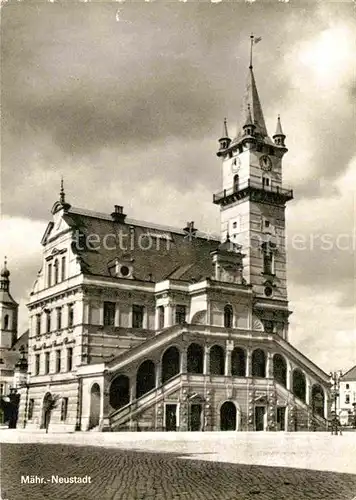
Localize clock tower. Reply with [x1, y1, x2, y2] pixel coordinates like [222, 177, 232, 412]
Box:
[214, 51, 293, 339]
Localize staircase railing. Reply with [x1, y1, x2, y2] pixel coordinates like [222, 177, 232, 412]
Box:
[109, 373, 183, 429]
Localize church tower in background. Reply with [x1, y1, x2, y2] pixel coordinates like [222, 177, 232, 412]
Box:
[214, 36, 293, 340]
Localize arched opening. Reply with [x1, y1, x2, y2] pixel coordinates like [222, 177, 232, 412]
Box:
[136, 360, 155, 398]
[233, 174, 239, 192]
[292, 369, 306, 402]
[273, 354, 287, 387]
[109, 375, 130, 410]
[41, 392, 52, 430]
[252, 349, 266, 378]
[187, 343, 203, 374]
[89, 383, 101, 429]
[220, 401, 237, 430]
[3, 314, 9, 330]
[209, 345, 225, 375]
[231, 347, 246, 376]
[312, 384, 325, 418]
[162, 346, 180, 384]
[224, 305, 233, 328]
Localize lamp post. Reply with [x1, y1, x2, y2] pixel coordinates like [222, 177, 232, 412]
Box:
[330, 370, 342, 435]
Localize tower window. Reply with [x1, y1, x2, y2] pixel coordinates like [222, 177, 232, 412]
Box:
[3, 314, 9, 330]
[263, 251, 274, 275]
[265, 220, 270, 228]
[54, 259, 59, 284]
[233, 174, 239, 192]
[67, 347, 73, 371]
[103, 301, 116, 326]
[224, 305, 233, 328]
[262, 176, 270, 188]
[35, 354, 40, 375]
[132, 305, 144, 329]
[346, 384, 350, 389]
[175, 305, 186, 325]
[36, 314, 41, 336]
[44, 352, 50, 374]
[61, 257, 66, 281]
[345, 395, 350, 404]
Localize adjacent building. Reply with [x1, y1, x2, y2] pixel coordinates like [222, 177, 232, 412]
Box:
[18, 48, 331, 432]
[338, 367, 356, 426]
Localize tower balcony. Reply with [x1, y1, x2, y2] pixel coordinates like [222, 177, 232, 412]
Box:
[213, 180, 293, 206]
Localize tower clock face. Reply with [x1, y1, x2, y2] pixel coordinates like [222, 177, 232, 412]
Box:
[231, 157, 241, 173]
[260, 155, 272, 171]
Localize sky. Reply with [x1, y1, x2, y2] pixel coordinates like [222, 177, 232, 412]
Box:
[1, 0, 355, 374]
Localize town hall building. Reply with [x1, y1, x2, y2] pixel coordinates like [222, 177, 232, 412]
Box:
[17, 45, 331, 432]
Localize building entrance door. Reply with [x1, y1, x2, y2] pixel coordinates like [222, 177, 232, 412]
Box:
[189, 404, 202, 431]
[165, 404, 177, 431]
[276, 407, 286, 431]
[255, 406, 265, 431]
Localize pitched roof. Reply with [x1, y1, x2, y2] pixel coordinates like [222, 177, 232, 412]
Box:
[63, 207, 220, 283]
[341, 365, 356, 381]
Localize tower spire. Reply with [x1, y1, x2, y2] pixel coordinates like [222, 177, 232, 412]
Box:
[0, 256, 10, 292]
[273, 114, 286, 147]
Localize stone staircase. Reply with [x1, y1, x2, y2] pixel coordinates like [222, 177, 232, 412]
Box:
[109, 373, 182, 431]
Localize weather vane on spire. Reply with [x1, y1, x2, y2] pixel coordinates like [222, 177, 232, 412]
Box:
[59, 176, 65, 204]
[249, 34, 262, 69]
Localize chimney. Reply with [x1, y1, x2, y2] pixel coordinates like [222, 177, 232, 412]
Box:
[111, 205, 127, 222]
[183, 221, 198, 236]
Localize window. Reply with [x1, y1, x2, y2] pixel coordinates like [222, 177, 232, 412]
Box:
[55, 350, 61, 373]
[67, 347, 73, 371]
[46, 310, 51, 333]
[158, 306, 164, 330]
[28, 399, 34, 420]
[56, 307, 62, 330]
[262, 176, 270, 188]
[36, 314, 41, 335]
[35, 354, 40, 375]
[224, 305, 233, 328]
[54, 259, 59, 284]
[103, 301, 116, 326]
[61, 257, 66, 281]
[175, 305, 186, 325]
[265, 220, 270, 228]
[132, 305, 144, 328]
[345, 395, 350, 404]
[4, 314, 9, 330]
[44, 352, 50, 374]
[0, 384, 4, 396]
[68, 304, 74, 328]
[48, 263, 52, 287]
[60, 397, 68, 421]
[233, 222, 237, 229]
[263, 251, 274, 275]
[346, 384, 350, 389]
[233, 174, 239, 192]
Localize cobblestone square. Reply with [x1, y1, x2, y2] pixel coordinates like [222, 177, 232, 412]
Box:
[1, 431, 356, 500]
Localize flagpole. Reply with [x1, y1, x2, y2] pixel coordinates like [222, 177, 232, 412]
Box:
[249, 34, 254, 69]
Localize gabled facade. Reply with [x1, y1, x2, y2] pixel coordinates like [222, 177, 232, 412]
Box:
[338, 366, 356, 426]
[18, 48, 331, 433]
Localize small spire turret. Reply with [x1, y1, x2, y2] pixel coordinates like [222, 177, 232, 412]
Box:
[217, 118, 231, 156]
[273, 115, 286, 147]
[242, 104, 256, 137]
